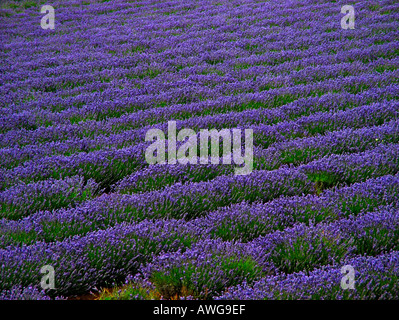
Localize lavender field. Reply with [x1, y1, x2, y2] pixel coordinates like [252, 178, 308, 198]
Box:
[1, 0, 399, 300]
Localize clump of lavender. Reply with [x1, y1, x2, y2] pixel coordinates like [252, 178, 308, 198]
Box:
[141, 239, 263, 299]
[0, 176, 99, 220]
[216, 250, 399, 300]
[0, 285, 52, 300]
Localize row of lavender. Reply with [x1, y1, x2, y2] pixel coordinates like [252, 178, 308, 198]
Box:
[1, 0, 399, 299]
